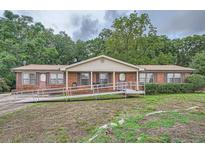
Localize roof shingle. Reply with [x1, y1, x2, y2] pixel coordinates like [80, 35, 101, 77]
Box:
[137, 65, 195, 71]
[12, 64, 66, 71]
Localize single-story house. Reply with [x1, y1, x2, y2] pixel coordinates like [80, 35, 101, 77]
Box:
[12, 55, 195, 92]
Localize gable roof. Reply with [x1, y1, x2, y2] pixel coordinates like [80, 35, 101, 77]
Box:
[138, 65, 195, 72]
[11, 57, 194, 73]
[12, 64, 66, 72]
[60, 55, 144, 71]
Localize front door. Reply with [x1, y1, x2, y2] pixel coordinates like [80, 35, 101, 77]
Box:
[39, 73, 47, 89]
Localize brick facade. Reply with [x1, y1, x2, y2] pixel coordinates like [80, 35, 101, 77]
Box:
[115, 72, 136, 83]
[155, 72, 166, 83]
[15, 72, 65, 91]
[15, 71, 192, 91]
[153, 72, 192, 84]
[67, 72, 78, 87]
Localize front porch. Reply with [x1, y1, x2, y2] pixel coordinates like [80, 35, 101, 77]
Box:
[65, 71, 140, 93]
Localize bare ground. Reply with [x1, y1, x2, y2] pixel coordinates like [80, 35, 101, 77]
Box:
[0, 98, 142, 142]
[144, 121, 205, 142]
[136, 105, 205, 143]
[0, 93, 205, 143]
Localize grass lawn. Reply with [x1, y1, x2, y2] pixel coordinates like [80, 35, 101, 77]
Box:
[0, 93, 205, 143]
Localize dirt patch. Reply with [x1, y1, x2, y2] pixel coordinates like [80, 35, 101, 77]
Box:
[137, 105, 205, 143]
[0, 98, 142, 142]
[144, 120, 205, 142]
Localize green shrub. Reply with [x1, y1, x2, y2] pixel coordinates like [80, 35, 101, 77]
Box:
[145, 74, 205, 95]
[0, 78, 10, 93]
[145, 83, 194, 95]
[185, 74, 205, 91]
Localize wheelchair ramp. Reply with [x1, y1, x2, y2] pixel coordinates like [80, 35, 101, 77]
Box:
[12, 82, 145, 103]
[16, 91, 125, 103]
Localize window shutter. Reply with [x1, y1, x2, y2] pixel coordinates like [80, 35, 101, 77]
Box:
[19, 72, 22, 85]
[108, 73, 112, 83]
[96, 73, 99, 84]
[46, 73, 49, 85]
[77, 73, 80, 86]
[36, 73, 40, 85]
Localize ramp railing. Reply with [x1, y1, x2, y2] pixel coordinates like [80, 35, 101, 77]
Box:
[11, 81, 145, 102]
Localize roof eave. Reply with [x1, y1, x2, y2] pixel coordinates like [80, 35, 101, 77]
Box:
[141, 69, 195, 72]
[11, 69, 63, 72]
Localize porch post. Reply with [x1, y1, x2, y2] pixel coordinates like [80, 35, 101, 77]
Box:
[113, 72, 116, 90]
[136, 71, 139, 90]
[91, 71, 93, 90]
[66, 71, 68, 90]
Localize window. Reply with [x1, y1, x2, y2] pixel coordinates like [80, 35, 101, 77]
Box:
[167, 73, 174, 83]
[167, 73, 182, 83]
[80, 73, 90, 85]
[50, 73, 64, 84]
[174, 73, 181, 83]
[119, 73, 126, 82]
[22, 73, 36, 85]
[139, 73, 154, 85]
[139, 73, 146, 85]
[146, 73, 154, 83]
[99, 73, 109, 84]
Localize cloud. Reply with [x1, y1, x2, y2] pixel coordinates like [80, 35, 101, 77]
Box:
[72, 15, 99, 41]
[161, 11, 205, 36]
[103, 10, 130, 26]
[71, 11, 130, 41]
[1, 10, 205, 40]
[142, 10, 205, 38]
[104, 10, 128, 21]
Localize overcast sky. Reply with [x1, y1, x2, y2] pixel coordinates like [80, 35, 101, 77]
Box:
[0, 10, 205, 41]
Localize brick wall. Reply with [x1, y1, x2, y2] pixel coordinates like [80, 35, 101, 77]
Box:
[156, 72, 165, 83]
[16, 72, 38, 91]
[93, 72, 97, 83]
[15, 72, 66, 91]
[67, 72, 78, 87]
[126, 72, 136, 82]
[16, 72, 22, 90]
[154, 72, 192, 84]
[66, 72, 137, 88]
[15, 71, 193, 91]
[115, 72, 136, 82]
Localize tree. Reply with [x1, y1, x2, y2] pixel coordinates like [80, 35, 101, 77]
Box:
[0, 78, 10, 92]
[74, 40, 90, 62]
[53, 31, 75, 64]
[0, 10, 205, 92]
[190, 51, 205, 76]
[173, 35, 205, 66]
[152, 52, 175, 64]
[3, 10, 19, 20]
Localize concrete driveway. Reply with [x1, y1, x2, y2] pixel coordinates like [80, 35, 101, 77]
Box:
[0, 93, 30, 116]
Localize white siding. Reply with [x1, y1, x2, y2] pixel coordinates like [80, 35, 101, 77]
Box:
[67, 58, 138, 72]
